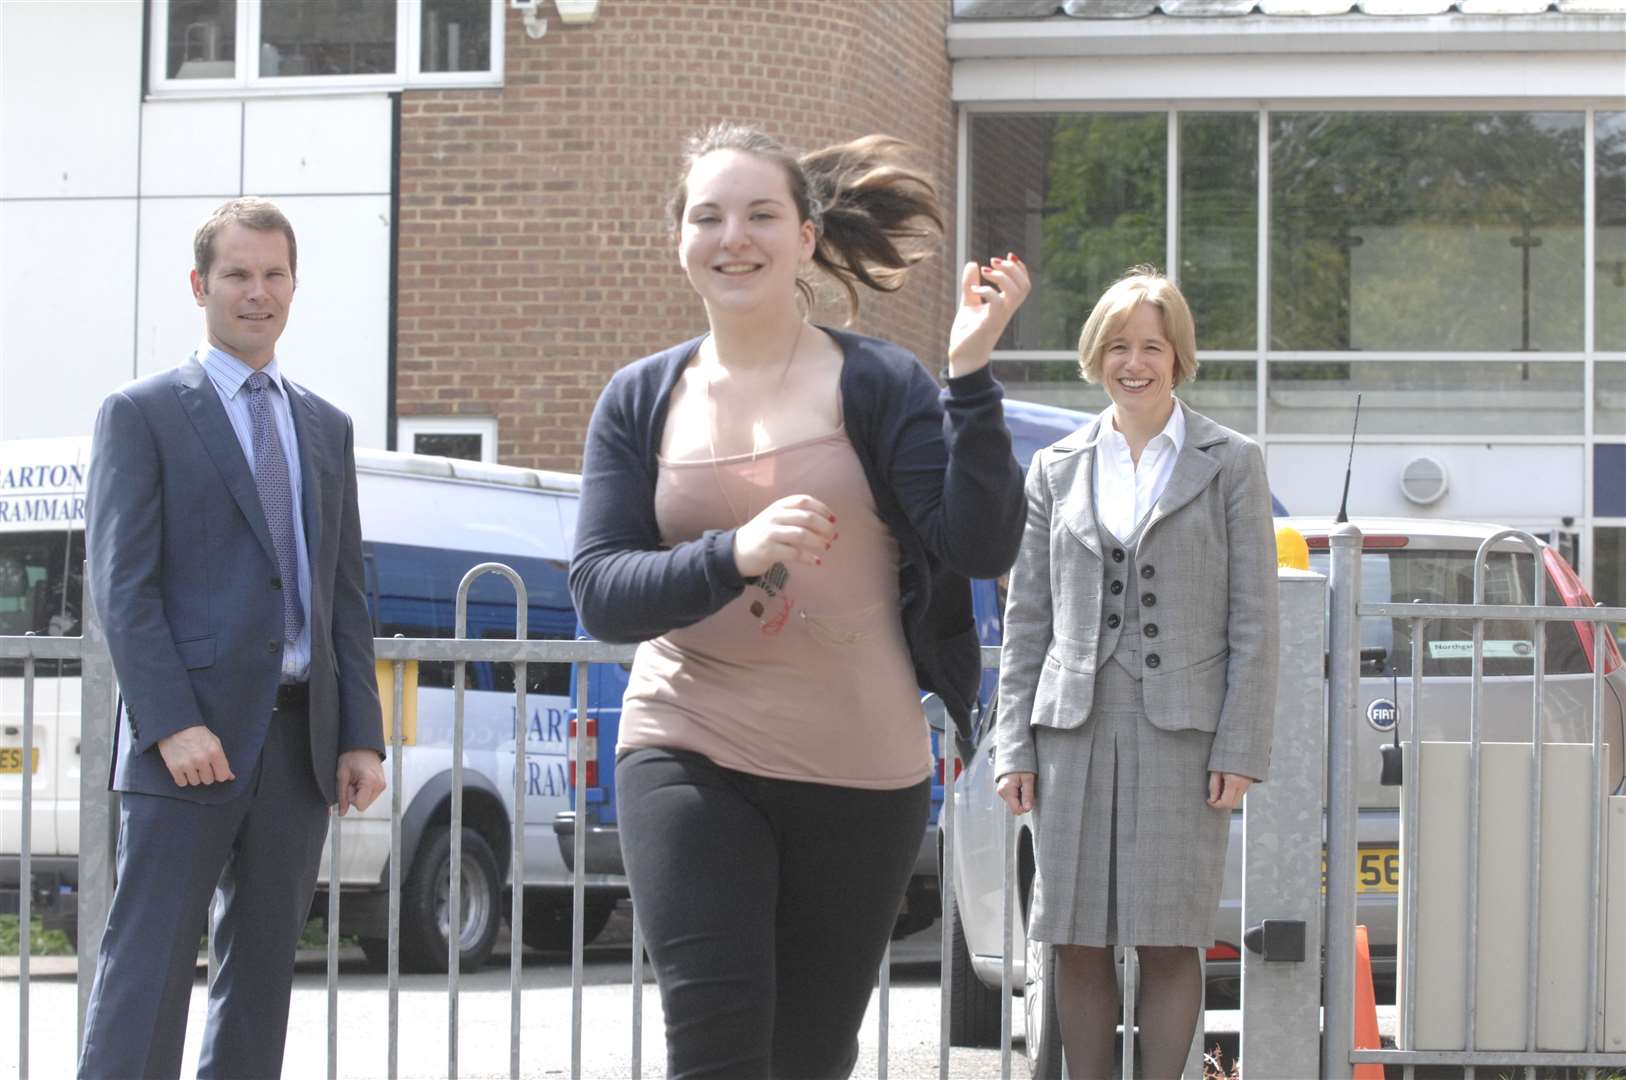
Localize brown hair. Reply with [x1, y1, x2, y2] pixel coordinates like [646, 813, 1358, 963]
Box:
[667, 123, 943, 318]
[1076, 265, 1200, 387]
[193, 197, 299, 285]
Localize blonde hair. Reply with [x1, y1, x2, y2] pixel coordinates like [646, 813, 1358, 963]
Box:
[1076, 265, 1199, 386]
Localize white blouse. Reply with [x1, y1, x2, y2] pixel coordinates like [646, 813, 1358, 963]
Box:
[1091, 401, 1185, 543]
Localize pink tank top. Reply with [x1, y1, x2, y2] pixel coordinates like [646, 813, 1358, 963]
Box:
[617, 428, 931, 789]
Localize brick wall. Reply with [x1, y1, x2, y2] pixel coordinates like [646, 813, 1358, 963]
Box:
[397, 0, 955, 471]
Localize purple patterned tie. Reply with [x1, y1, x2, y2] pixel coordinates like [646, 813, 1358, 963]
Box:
[246, 372, 304, 641]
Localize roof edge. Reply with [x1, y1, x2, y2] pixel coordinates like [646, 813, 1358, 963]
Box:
[947, 12, 1626, 56]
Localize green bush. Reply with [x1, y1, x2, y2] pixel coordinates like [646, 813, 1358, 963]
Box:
[0, 915, 73, 957]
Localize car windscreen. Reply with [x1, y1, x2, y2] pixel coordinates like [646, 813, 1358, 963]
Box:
[0, 529, 83, 676]
[1309, 548, 1588, 677]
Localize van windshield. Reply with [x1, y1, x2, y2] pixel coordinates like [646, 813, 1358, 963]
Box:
[1309, 548, 1587, 677]
[0, 529, 83, 676]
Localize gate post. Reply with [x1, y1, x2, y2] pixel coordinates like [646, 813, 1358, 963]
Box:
[76, 570, 118, 1041]
[1322, 524, 1364, 1080]
[1240, 568, 1328, 1078]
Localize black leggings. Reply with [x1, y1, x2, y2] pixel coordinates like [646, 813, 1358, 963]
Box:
[615, 747, 932, 1080]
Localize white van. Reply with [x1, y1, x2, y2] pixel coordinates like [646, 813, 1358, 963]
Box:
[0, 437, 623, 971]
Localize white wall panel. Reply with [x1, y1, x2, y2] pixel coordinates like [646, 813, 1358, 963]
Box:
[954, 51, 1626, 103]
[1266, 441, 1584, 522]
[141, 102, 244, 198]
[135, 198, 223, 379]
[266, 195, 392, 449]
[0, 200, 137, 439]
[243, 97, 393, 196]
[0, 1, 143, 198]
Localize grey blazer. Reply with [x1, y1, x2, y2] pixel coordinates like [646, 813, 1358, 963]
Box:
[86, 357, 385, 805]
[993, 402, 1278, 782]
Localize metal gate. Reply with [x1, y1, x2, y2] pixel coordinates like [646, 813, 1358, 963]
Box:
[1321, 524, 1626, 1079]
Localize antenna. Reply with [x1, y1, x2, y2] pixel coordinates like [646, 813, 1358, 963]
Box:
[1335, 393, 1363, 524]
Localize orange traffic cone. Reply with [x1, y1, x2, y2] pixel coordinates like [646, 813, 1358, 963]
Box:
[1354, 924, 1384, 1080]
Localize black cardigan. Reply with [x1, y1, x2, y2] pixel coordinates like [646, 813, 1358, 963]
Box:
[568, 327, 1026, 741]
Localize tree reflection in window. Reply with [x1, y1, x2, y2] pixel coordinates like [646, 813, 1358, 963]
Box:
[1271, 112, 1585, 353]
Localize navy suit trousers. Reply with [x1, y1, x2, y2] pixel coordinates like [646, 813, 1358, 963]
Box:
[79, 701, 329, 1080]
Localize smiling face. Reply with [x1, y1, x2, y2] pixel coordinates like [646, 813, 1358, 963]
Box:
[190, 223, 295, 370]
[1100, 301, 1178, 421]
[677, 149, 816, 320]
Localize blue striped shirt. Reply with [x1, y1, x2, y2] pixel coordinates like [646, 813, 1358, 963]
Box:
[199, 344, 313, 682]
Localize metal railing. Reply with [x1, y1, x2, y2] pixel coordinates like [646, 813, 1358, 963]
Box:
[5, 562, 1321, 1080]
[14, 547, 1623, 1078]
[1323, 524, 1626, 1080]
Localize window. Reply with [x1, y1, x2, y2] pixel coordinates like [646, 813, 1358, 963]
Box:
[1598, 112, 1626, 352]
[1268, 359, 1585, 437]
[1271, 112, 1585, 353]
[397, 416, 499, 463]
[150, 0, 503, 94]
[0, 531, 83, 677]
[1179, 113, 1258, 351]
[1598, 361, 1626, 439]
[1308, 549, 1588, 677]
[968, 113, 1167, 352]
[366, 540, 577, 694]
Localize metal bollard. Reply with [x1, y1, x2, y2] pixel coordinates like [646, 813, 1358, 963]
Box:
[327, 810, 341, 1080]
[19, 641, 34, 1080]
[389, 649, 405, 1080]
[1322, 523, 1363, 1080]
[451, 563, 529, 1079]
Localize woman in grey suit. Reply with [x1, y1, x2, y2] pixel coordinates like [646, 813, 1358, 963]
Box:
[994, 267, 1278, 1077]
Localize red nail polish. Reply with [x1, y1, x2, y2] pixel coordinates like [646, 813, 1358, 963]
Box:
[828, 514, 837, 523]
[815, 557, 823, 566]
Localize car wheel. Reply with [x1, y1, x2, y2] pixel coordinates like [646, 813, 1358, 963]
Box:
[1025, 935, 1065, 1080]
[520, 894, 615, 953]
[398, 825, 501, 973]
[947, 896, 1002, 1047]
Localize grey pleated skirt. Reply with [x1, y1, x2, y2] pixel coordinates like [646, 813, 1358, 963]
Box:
[1026, 655, 1231, 948]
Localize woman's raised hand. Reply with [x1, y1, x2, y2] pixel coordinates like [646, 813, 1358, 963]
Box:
[732, 493, 839, 579]
[996, 771, 1036, 816]
[947, 253, 1032, 378]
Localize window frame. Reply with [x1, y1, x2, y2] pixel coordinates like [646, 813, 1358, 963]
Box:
[148, 0, 505, 98]
[396, 415, 500, 463]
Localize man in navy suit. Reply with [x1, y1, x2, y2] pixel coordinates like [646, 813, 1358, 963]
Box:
[79, 198, 387, 1079]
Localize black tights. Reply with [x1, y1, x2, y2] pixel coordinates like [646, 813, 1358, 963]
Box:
[1053, 944, 1201, 1080]
[615, 747, 931, 1080]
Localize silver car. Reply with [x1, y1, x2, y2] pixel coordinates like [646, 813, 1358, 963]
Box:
[943, 516, 1626, 1073]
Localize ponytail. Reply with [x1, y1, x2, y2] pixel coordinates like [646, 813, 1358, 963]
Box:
[800, 135, 943, 319]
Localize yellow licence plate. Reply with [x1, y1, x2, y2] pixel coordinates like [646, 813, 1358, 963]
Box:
[1355, 848, 1400, 893]
[1323, 847, 1401, 894]
[0, 747, 40, 774]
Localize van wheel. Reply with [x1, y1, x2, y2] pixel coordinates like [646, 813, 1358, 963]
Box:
[947, 897, 1002, 1047]
[520, 895, 615, 953]
[398, 826, 501, 973]
[1024, 937, 1065, 1079]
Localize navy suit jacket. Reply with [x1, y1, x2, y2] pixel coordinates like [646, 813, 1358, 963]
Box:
[86, 357, 384, 805]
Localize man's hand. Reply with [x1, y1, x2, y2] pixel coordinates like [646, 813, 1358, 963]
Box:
[157, 725, 235, 788]
[1207, 771, 1253, 810]
[996, 771, 1036, 816]
[335, 749, 386, 815]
